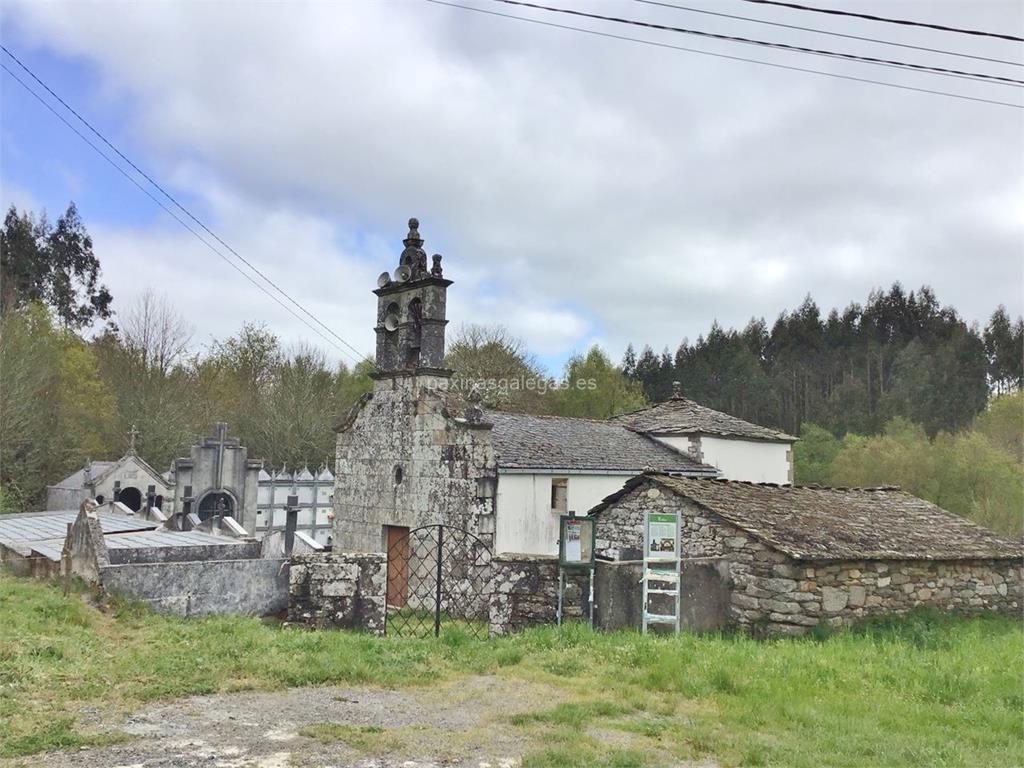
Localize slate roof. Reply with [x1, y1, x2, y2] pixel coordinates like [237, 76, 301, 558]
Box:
[50, 454, 170, 491]
[0, 509, 157, 546]
[611, 396, 796, 442]
[50, 461, 116, 490]
[589, 474, 1022, 561]
[486, 411, 718, 474]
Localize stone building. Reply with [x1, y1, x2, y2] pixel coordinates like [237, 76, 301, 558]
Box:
[333, 218, 497, 554]
[589, 473, 1022, 635]
[485, 410, 716, 553]
[46, 428, 172, 513]
[611, 387, 796, 484]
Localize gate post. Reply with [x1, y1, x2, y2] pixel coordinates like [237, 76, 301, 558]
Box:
[434, 524, 444, 637]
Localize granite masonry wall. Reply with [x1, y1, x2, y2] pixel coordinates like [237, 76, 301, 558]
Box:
[594, 480, 1023, 635]
[488, 555, 590, 635]
[100, 558, 289, 618]
[333, 375, 497, 553]
[288, 552, 387, 634]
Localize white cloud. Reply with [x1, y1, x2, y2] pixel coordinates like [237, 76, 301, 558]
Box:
[4, 0, 1022, 367]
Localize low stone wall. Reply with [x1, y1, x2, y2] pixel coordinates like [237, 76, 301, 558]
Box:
[737, 557, 1024, 635]
[287, 552, 387, 634]
[99, 558, 290, 617]
[488, 555, 590, 636]
[106, 540, 262, 566]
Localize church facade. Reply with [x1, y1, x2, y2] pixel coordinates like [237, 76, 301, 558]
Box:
[332, 219, 498, 553]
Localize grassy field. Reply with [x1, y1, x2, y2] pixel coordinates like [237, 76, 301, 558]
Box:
[0, 573, 1022, 767]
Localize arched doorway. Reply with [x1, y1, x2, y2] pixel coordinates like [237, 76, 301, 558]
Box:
[197, 491, 235, 521]
[119, 486, 142, 512]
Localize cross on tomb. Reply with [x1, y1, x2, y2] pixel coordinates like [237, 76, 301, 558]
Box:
[201, 422, 240, 490]
[126, 424, 139, 455]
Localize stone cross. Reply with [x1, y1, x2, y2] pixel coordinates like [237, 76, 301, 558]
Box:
[127, 424, 139, 454]
[204, 422, 232, 491]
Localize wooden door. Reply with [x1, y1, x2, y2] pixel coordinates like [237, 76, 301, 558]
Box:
[386, 525, 410, 609]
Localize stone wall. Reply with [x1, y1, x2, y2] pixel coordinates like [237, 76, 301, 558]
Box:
[593, 558, 731, 633]
[488, 555, 590, 636]
[288, 552, 387, 634]
[594, 479, 1023, 635]
[333, 375, 497, 553]
[756, 558, 1023, 635]
[99, 558, 289, 617]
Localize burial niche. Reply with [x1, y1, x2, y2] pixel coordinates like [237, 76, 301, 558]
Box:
[198, 491, 235, 521]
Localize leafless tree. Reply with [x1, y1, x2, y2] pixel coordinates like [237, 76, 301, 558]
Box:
[121, 290, 194, 377]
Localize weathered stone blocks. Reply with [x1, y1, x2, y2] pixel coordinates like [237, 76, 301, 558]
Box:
[288, 552, 386, 634]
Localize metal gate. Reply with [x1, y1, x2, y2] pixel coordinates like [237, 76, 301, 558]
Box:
[385, 524, 491, 638]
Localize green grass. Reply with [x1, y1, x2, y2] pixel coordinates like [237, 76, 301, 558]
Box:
[298, 723, 397, 751]
[1, 573, 1022, 767]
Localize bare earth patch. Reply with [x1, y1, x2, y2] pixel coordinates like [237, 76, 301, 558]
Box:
[2, 676, 575, 768]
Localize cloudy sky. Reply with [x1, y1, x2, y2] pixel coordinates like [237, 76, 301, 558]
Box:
[2, 0, 1021, 373]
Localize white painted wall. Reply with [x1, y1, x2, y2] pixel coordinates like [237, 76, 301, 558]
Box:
[653, 435, 791, 484]
[495, 473, 634, 555]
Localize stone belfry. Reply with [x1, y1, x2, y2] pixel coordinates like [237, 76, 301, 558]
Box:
[373, 218, 452, 378]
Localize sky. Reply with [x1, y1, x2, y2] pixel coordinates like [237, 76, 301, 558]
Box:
[1, 0, 1021, 374]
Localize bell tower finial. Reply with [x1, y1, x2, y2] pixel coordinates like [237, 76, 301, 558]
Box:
[372, 217, 453, 379]
[404, 218, 422, 248]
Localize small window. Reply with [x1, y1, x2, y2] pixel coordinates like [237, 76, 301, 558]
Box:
[551, 478, 568, 513]
[394, 465, 404, 485]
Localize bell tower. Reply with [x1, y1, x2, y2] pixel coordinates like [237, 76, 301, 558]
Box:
[373, 218, 453, 378]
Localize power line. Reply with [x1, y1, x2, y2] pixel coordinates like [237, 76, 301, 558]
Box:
[1, 45, 370, 364]
[739, 0, 1024, 43]
[485, 0, 1023, 86]
[1, 60, 367, 365]
[631, 0, 1023, 68]
[427, 0, 1023, 109]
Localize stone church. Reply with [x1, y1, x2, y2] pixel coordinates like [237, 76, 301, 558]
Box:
[333, 219, 798, 559]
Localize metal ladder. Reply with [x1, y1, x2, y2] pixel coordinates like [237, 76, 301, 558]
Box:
[641, 565, 680, 634]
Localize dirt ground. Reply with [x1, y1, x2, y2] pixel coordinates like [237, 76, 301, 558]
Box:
[5, 676, 572, 768]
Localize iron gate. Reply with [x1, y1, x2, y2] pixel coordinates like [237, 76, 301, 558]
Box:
[385, 524, 491, 638]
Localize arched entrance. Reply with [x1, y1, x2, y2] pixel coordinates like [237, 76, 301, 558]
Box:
[197, 491, 236, 521]
[119, 486, 142, 512]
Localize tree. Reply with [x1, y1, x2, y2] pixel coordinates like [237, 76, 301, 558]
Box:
[984, 306, 1023, 394]
[0, 303, 116, 510]
[792, 423, 840, 485]
[96, 292, 197, 469]
[0, 304, 61, 510]
[627, 283, 995, 440]
[121, 290, 193, 378]
[975, 391, 1023, 462]
[549, 346, 647, 419]
[0, 203, 113, 328]
[445, 323, 549, 412]
[824, 417, 1023, 539]
[255, 345, 340, 469]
